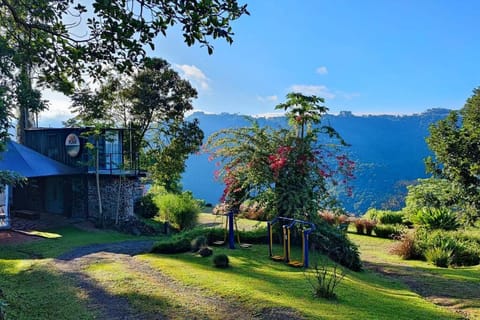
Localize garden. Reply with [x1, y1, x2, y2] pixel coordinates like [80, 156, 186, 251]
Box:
[2, 92, 480, 320]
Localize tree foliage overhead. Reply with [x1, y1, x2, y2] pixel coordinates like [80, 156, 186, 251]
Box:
[425, 87, 480, 224]
[0, 0, 249, 87]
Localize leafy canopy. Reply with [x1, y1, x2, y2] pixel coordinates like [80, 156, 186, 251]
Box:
[0, 0, 249, 87]
[425, 87, 480, 224]
[68, 57, 203, 192]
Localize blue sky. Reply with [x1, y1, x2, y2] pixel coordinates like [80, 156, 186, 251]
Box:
[40, 0, 480, 124]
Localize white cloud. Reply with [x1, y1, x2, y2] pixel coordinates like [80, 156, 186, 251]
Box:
[289, 85, 335, 99]
[174, 64, 210, 91]
[316, 66, 328, 75]
[37, 89, 73, 126]
[257, 95, 278, 103]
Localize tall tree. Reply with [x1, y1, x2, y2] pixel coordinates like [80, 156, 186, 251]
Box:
[0, 0, 249, 86]
[425, 87, 480, 224]
[206, 93, 354, 220]
[69, 57, 203, 191]
[0, 0, 248, 147]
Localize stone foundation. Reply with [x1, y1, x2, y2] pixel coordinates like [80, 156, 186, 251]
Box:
[88, 175, 143, 221]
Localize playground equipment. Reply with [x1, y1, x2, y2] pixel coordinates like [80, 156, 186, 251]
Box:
[212, 209, 252, 249]
[267, 217, 315, 268]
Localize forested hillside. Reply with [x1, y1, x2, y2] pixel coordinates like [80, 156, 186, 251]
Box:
[182, 108, 451, 214]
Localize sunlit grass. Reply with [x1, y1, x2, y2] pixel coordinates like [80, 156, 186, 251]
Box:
[351, 231, 480, 319]
[140, 244, 459, 319]
[0, 226, 160, 319]
[1, 223, 477, 319]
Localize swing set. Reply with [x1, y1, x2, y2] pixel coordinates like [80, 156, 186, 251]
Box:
[212, 209, 252, 249]
[267, 216, 316, 268]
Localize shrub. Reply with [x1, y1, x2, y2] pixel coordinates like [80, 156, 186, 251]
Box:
[134, 193, 159, 219]
[151, 237, 191, 254]
[379, 211, 404, 225]
[156, 192, 200, 230]
[151, 227, 269, 255]
[151, 228, 209, 254]
[451, 240, 480, 266]
[305, 261, 345, 300]
[390, 231, 422, 260]
[319, 211, 336, 225]
[413, 228, 480, 267]
[213, 254, 229, 268]
[425, 246, 452, 268]
[198, 246, 213, 257]
[353, 219, 365, 234]
[191, 236, 208, 252]
[412, 207, 460, 231]
[374, 224, 403, 239]
[364, 219, 376, 235]
[311, 221, 362, 271]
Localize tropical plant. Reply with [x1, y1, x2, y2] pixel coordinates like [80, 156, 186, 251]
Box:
[305, 261, 346, 300]
[206, 92, 354, 220]
[424, 247, 453, 268]
[412, 207, 460, 231]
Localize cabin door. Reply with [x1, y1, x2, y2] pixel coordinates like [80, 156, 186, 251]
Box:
[45, 177, 64, 214]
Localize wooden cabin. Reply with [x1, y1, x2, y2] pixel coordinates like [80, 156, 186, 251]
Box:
[1, 127, 144, 224]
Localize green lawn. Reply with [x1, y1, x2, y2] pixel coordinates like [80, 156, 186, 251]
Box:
[1, 222, 478, 319]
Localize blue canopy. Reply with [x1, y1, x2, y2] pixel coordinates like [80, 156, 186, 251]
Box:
[0, 140, 81, 177]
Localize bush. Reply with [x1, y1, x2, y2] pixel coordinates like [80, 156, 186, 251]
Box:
[151, 237, 191, 254]
[364, 219, 376, 235]
[451, 240, 480, 266]
[191, 236, 208, 252]
[311, 221, 362, 271]
[412, 207, 460, 231]
[156, 192, 200, 230]
[413, 228, 480, 267]
[379, 211, 404, 225]
[213, 254, 229, 268]
[319, 211, 336, 225]
[425, 246, 452, 268]
[305, 261, 345, 300]
[151, 227, 269, 255]
[353, 219, 365, 234]
[198, 246, 213, 257]
[134, 193, 159, 219]
[374, 224, 403, 239]
[151, 228, 208, 254]
[390, 231, 422, 260]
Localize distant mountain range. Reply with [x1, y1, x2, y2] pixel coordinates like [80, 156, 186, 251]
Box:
[181, 108, 452, 214]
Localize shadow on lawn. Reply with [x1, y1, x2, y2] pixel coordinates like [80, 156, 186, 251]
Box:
[363, 260, 480, 318]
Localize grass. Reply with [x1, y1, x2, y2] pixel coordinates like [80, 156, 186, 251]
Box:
[137, 245, 459, 319]
[350, 231, 480, 319]
[1, 221, 477, 319]
[0, 226, 160, 320]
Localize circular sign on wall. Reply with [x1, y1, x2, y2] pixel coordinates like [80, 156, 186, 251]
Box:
[65, 133, 81, 157]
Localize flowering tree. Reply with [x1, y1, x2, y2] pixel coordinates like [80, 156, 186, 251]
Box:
[206, 93, 354, 221]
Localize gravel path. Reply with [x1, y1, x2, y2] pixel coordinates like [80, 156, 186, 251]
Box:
[52, 240, 303, 320]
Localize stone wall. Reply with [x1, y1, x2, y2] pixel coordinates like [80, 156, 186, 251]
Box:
[87, 175, 143, 222]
